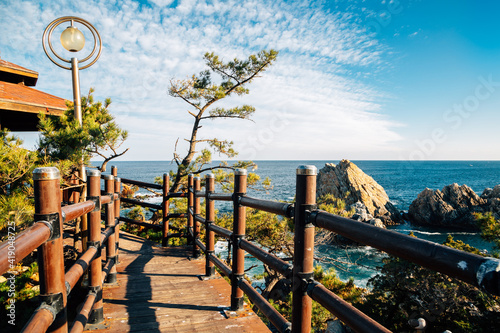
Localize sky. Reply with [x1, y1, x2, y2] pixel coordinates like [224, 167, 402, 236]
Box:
[1, 0, 500, 162]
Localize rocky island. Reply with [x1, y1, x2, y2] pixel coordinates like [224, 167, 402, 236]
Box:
[316, 159, 500, 231]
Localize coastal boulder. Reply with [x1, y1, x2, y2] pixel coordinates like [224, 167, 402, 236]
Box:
[351, 201, 374, 222]
[316, 160, 401, 224]
[408, 183, 486, 229]
[480, 185, 500, 218]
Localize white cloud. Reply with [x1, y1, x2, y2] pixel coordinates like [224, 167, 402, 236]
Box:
[0, 0, 401, 161]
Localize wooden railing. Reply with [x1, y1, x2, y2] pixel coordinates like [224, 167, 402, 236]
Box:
[1, 164, 499, 333]
[118, 173, 187, 246]
[183, 166, 500, 333]
[0, 167, 121, 333]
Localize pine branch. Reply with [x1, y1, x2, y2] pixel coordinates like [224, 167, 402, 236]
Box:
[170, 81, 202, 112]
[200, 115, 256, 122]
[195, 165, 235, 174]
[99, 148, 129, 172]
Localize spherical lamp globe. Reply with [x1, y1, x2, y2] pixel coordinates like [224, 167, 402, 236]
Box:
[60, 25, 85, 52]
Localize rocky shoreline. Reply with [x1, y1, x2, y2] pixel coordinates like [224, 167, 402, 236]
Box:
[317, 160, 499, 231]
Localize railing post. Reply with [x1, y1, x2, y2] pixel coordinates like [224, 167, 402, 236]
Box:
[292, 165, 317, 333]
[104, 175, 117, 284]
[33, 167, 68, 332]
[87, 169, 104, 324]
[162, 173, 169, 247]
[112, 166, 120, 262]
[70, 174, 80, 249]
[205, 174, 216, 276]
[193, 176, 201, 258]
[231, 169, 247, 311]
[187, 174, 194, 245]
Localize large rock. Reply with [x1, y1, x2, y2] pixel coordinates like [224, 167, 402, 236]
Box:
[408, 183, 487, 229]
[317, 160, 401, 224]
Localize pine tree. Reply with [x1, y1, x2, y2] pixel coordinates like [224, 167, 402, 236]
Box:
[38, 88, 128, 173]
[168, 49, 278, 192]
[0, 130, 38, 234]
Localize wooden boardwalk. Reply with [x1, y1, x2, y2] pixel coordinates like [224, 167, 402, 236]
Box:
[85, 232, 270, 332]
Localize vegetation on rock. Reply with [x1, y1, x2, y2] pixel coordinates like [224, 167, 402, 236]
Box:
[356, 233, 500, 332]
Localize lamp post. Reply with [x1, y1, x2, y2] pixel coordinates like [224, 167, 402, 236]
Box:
[42, 16, 102, 251]
[42, 16, 102, 125]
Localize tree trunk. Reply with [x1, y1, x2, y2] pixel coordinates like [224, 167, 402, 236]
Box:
[170, 117, 202, 193]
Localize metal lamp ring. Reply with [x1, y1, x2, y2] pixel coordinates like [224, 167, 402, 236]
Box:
[42, 16, 102, 70]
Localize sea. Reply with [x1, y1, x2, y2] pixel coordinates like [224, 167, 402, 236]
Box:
[101, 160, 500, 288]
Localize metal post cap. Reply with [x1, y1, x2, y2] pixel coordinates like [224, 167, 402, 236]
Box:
[206, 173, 215, 179]
[193, 176, 200, 181]
[234, 168, 247, 176]
[86, 169, 101, 177]
[33, 167, 60, 180]
[296, 165, 317, 175]
[115, 177, 121, 182]
[103, 174, 114, 180]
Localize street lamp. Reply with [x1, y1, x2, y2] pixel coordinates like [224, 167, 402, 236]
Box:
[42, 16, 102, 125]
[42, 16, 102, 253]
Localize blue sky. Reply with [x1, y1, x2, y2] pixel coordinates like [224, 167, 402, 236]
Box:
[1, 0, 500, 161]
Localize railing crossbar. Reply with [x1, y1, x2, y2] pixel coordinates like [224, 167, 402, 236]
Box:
[65, 246, 99, 293]
[62, 200, 95, 222]
[167, 192, 186, 198]
[195, 238, 206, 253]
[194, 214, 206, 224]
[120, 177, 162, 190]
[195, 190, 206, 198]
[208, 253, 232, 277]
[102, 257, 116, 284]
[240, 239, 292, 277]
[167, 213, 186, 219]
[207, 193, 233, 201]
[239, 279, 291, 333]
[240, 196, 293, 218]
[208, 224, 232, 239]
[121, 197, 161, 210]
[68, 292, 97, 333]
[313, 211, 500, 295]
[308, 282, 390, 333]
[0, 222, 51, 275]
[118, 216, 162, 230]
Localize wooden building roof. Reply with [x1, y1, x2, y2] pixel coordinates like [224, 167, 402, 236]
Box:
[0, 57, 67, 131]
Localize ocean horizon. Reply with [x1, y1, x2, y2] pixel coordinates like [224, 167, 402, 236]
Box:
[102, 159, 500, 211]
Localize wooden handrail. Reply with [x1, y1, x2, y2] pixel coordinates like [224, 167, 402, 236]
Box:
[121, 196, 161, 210]
[120, 177, 162, 190]
[240, 196, 293, 217]
[0, 167, 124, 333]
[0, 222, 51, 275]
[65, 246, 99, 293]
[308, 282, 390, 333]
[62, 201, 95, 222]
[313, 210, 500, 295]
[68, 292, 97, 333]
[21, 307, 53, 333]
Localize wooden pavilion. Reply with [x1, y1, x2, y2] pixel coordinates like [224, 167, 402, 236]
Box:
[0, 57, 67, 131]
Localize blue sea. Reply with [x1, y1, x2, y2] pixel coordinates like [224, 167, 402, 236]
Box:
[102, 160, 500, 287]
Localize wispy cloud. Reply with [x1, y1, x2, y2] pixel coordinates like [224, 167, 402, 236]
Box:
[0, 0, 402, 160]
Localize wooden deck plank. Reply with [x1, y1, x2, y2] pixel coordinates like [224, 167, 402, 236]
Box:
[84, 232, 271, 333]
